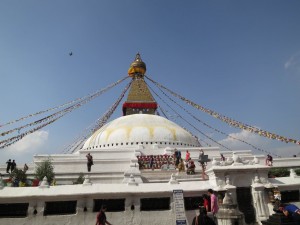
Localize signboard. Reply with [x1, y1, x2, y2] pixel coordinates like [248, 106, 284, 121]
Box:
[173, 190, 187, 225]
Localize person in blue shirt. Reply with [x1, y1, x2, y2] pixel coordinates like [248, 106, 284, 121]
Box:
[279, 203, 300, 225]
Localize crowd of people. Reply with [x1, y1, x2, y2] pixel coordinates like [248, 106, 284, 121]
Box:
[93, 189, 219, 225]
[5, 159, 29, 174]
[173, 149, 211, 177]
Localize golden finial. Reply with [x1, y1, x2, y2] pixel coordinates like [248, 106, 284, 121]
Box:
[128, 53, 147, 77]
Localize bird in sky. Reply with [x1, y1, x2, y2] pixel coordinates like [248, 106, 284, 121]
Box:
[69, 52, 73, 56]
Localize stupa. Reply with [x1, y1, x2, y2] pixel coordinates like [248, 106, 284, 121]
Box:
[0, 54, 299, 225]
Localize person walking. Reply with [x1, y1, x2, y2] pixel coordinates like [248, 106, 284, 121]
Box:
[192, 207, 216, 225]
[220, 154, 225, 161]
[23, 163, 29, 173]
[6, 159, 12, 173]
[178, 158, 185, 172]
[202, 194, 210, 212]
[149, 156, 154, 170]
[11, 160, 16, 173]
[185, 150, 190, 162]
[95, 205, 113, 225]
[207, 189, 219, 218]
[86, 153, 93, 172]
[266, 154, 273, 166]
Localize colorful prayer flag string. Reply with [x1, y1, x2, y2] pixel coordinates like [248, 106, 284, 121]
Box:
[65, 80, 132, 153]
[0, 76, 128, 128]
[146, 75, 300, 146]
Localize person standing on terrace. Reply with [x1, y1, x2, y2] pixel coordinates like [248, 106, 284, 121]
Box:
[86, 153, 93, 172]
[185, 150, 190, 162]
[6, 159, 11, 173]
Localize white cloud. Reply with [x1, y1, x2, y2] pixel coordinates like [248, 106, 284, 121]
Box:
[5, 130, 49, 153]
[217, 130, 299, 158]
[284, 52, 300, 72]
[218, 129, 269, 149]
[0, 130, 49, 165]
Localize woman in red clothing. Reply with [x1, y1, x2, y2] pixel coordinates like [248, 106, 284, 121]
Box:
[202, 194, 210, 212]
[185, 150, 190, 162]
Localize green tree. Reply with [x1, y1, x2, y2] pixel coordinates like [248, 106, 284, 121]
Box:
[34, 159, 55, 184]
[10, 168, 27, 186]
[74, 173, 85, 184]
[295, 168, 300, 176]
[268, 168, 290, 177]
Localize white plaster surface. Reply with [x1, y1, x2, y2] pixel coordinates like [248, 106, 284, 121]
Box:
[83, 114, 201, 149]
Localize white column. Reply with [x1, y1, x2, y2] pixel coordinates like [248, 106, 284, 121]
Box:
[251, 176, 269, 223]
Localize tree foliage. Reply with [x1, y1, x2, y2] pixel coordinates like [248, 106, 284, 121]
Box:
[74, 173, 85, 184]
[268, 168, 290, 178]
[295, 168, 300, 176]
[10, 168, 27, 183]
[34, 158, 55, 183]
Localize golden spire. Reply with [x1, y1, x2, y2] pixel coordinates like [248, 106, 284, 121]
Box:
[123, 53, 157, 116]
[128, 53, 146, 77]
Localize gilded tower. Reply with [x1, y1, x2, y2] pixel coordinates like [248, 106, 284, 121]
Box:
[122, 53, 157, 115]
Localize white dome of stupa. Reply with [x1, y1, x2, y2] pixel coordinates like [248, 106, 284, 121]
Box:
[83, 114, 200, 150]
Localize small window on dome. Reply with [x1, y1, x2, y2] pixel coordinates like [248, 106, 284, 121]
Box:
[136, 142, 139, 144]
[103, 145, 105, 147]
[108, 144, 110, 147]
[131, 142, 133, 145]
[112, 144, 114, 146]
[121, 143, 123, 145]
[173, 143, 175, 145]
[116, 143, 118, 146]
[141, 142, 143, 144]
[100, 145, 101, 148]
[160, 142, 162, 144]
[150, 142, 153, 144]
[169, 142, 171, 145]
[126, 143, 128, 145]
[146, 142, 148, 144]
[165, 142, 167, 144]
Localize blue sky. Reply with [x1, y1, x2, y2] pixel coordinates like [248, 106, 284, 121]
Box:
[0, 1, 300, 164]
